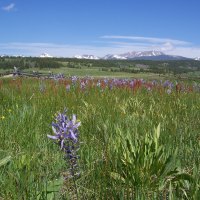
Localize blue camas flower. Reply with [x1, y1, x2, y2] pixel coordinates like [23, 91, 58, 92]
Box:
[47, 109, 81, 183]
[48, 111, 80, 146]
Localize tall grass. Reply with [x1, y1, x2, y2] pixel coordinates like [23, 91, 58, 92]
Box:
[0, 77, 199, 199]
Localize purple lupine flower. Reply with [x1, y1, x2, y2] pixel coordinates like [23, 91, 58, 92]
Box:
[80, 81, 86, 90]
[47, 109, 81, 185]
[53, 73, 65, 81]
[130, 80, 136, 88]
[109, 83, 113, 90]
[71, 76, 78, 84]
[48, 111, 80, 145]
[152, 80, 157, 86]
[103, 78, 109, 85]
[163, 80, 172, 88]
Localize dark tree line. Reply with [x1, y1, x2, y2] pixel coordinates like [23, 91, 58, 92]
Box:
[0, 56, 200, 75]
[0, 57, 63, 70]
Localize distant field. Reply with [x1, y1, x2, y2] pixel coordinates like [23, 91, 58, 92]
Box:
[1, 57, 200, 80]
[1, 66, 198, 83]
[1, 65, 200, 83]
[22, 66, 168, 79]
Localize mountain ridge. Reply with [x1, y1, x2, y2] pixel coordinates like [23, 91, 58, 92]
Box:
[74, 51, 192, 61]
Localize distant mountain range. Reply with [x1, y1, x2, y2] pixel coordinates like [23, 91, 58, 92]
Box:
[0, 51, 200, 61]
[0, 53, 53, 58]
[0, 54, 25, 57]
[195, 57, 200, 61]
[74, 51, 196, 61]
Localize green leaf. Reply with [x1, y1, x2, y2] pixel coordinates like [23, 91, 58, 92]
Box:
[46, 178, 64, 192]
[0, 156, 11, 167]
[156, 123, 160, 139]
[110, 172, 125, 183]
[37, 178, 64, 200]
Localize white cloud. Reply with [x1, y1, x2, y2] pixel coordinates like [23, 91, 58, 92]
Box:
[166, 46, 200, 58]
[2, 3, 15, 11]
[101, 35, 191, 46]
[99, 35, 200, 58]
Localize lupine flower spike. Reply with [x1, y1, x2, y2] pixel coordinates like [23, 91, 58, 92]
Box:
[48, 109, 81, 199]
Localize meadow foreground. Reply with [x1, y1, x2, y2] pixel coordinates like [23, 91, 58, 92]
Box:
[0, 77, 200, 199]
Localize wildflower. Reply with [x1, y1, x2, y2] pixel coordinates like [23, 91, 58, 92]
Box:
[109, 83, 113, 90]
[48, 112, 80, 146]
[71, 76, 78, 84]
[96, 81, 101, 87]
[80, 81, 86, 90]
[103, 79, 109, 85]
[130, 80, 135, 88]
[163, 80, 171, 88]
[152, 80, 157, 86]
[47, 109, 81, 181]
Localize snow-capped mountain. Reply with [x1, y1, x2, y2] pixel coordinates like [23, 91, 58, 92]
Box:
[73, 51, 191, 60]
[0, 54, 25, 57]
[74, 55, 100, 60]
[0, 54, 7, 57]
[103, 51, 165, 60]
[194, 57, 200, 61]
[103, 54, 127, 60]
[39, 53, 53, 58]
[13, 55, 25, 57]
[119, 50, 164, 59]
[103, 51, 190, 60]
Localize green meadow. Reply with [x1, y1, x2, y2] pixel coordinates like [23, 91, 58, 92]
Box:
[0, 77, 200, 199]
[22, 66, 164, 79]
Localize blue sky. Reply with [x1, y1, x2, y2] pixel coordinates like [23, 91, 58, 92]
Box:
[0, 0, 200, 58]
